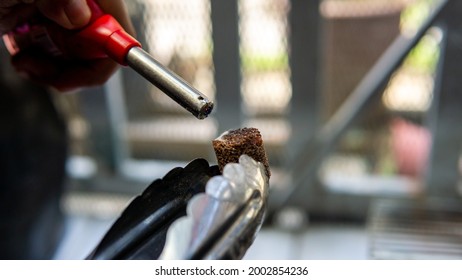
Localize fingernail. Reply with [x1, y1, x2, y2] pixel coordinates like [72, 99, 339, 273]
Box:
[64, 0, 91, 28]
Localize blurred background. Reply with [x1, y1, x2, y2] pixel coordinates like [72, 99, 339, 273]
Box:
[2, 0, 462, 259]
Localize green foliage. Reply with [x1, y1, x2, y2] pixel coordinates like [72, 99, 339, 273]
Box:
[404, 35, 440, 73]
[400, 0, 434, 33]
[241, 52, 289, 72]
[401, 0, 440, 73]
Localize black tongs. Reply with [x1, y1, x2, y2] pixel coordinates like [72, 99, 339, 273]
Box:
[87, 155, 269, 260]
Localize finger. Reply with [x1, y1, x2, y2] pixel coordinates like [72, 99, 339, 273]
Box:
[52, 59, 118, 91]
[12, 50, 118, 91]
[95, 0, 135, 36]
[35, 0, 90, 29]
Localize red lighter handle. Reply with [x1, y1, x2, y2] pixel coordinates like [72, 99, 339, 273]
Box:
[3, 0, 140, 65]
[68, 0, 141, 65]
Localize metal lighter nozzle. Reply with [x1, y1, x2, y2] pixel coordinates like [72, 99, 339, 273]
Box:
[126, 47, 214, 119]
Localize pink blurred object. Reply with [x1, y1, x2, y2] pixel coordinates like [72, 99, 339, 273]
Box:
[391, 118, 431, 177]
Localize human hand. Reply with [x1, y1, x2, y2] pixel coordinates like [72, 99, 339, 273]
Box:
[1, 0, 135, 91]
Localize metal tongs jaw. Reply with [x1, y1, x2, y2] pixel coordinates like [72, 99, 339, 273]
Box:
[160, 155, 269, 260]
[87, 155, 269, 260]
[87, 159, 220, 260]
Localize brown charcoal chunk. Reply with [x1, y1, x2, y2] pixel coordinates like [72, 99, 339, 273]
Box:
[212, 127, 270, 178]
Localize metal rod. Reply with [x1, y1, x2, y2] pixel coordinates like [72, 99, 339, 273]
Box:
[126, 47, 214, 119]
[424, 1, 462, 197]
[274, 0, 449, 209]
[104, 69, 130, 174]
[211, 0, 242, 130]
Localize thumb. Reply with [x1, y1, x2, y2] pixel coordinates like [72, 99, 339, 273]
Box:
[36, 0, 91, 29]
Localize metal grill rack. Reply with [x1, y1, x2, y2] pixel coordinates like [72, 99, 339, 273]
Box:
[369, 199, 462, 259]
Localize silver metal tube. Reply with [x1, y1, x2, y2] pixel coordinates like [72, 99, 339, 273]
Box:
[126, 47, 214, 119]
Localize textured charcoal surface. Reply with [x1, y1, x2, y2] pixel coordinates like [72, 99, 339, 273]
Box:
[212, 127, 270, 178]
